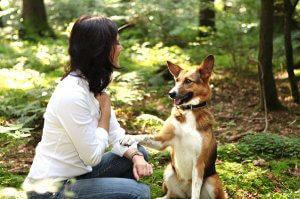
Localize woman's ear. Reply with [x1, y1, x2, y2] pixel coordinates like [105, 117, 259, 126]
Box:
[167, 61, 183, 78]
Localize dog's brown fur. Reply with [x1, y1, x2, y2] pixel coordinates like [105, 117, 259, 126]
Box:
[121, 55, 226, 199]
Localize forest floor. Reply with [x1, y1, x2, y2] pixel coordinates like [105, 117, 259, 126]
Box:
[0, 66, 299, 198]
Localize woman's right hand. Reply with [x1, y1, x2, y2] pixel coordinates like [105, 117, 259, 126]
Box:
[96, 92, 111, 132]
[96, 92, 111, 114]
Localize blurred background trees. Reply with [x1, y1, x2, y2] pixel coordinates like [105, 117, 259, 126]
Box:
[0, 0, 299, 107]
[0, 1, 300, 198]
[283, 0, 300, 103]
[20, 0, 55, 39]
[258, 0, 282, 110]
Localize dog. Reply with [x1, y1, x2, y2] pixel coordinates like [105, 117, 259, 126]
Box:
[121, 55, 226, 199]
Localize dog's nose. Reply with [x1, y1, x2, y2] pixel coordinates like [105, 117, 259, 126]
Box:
[169, 91, 176, 99]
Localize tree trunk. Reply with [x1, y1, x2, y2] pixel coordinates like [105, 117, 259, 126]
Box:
[199, 0, 215, 37]
[20, 0, 54, 39]
[258, 0, 282, 110]
[284, 0, 299, 103]
[0, 6, 3, 27]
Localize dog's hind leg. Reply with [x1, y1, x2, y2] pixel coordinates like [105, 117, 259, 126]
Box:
[156, 164, 188, 199]
[200, 174, 226, 199]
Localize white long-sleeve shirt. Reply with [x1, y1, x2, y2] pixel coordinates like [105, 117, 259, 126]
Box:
[23, 72, 135, 191]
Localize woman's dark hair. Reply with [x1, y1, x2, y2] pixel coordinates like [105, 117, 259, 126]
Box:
[64, 16, 119, 94]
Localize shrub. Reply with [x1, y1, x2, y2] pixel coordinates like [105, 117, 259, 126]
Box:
[218, 133, 300, 162]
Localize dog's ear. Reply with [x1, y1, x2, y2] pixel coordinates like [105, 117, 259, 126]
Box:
[198, 55, 214, 79]
[167, 61, 182, 78]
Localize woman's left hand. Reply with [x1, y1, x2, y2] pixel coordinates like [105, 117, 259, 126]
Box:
[132, 156, 153, 181]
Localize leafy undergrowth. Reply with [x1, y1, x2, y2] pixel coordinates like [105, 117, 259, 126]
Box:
[141, 133, 300, 199]
[217, 134, 300, 198]
[1, 38, 300, 199]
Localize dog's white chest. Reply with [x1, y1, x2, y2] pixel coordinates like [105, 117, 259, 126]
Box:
[170, 111, 203, 180]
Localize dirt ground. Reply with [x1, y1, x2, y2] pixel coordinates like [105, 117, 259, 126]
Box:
[1, 70, 299, 178]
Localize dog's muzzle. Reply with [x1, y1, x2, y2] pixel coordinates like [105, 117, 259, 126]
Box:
[169, 91, 177, 99]
[170, 92, 194, 106]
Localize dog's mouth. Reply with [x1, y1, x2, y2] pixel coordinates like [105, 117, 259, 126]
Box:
[174, 92, 193, 105]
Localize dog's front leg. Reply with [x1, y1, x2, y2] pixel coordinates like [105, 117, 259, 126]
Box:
[191, 160, 204, 199]
[121, 122, 175, 150]
[120, 134, 166, 150]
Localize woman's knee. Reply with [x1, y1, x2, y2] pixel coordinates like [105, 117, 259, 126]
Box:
[135, 183, 150, 199]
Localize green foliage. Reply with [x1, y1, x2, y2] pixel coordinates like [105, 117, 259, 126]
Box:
[269, 159, 300, 191]
[128, 42, 193, 69]
[110, 71, 147, 106]
[217, 161, 275, 197]
[142, 151, 171, 198]
[240, 133, 300, 159]
[0, 38, 68, 73]
[217, 158, 300, 198]
[218, 133, 300, 162]
[133, 114, 163, 134]
[0, 168, 25, 188]
[1, 2, 300, 198]
[0, 85, 54, 130]
[142, 167, 164, 199]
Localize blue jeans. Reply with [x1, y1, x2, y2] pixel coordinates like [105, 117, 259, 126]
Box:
[27, 146, 150, 199]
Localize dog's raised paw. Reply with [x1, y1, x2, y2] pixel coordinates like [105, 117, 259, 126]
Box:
[155, 196, 168, 199]
[120, 135, 138, 146]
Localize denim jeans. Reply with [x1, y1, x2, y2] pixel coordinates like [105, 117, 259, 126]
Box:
[27, 146, 150, 199]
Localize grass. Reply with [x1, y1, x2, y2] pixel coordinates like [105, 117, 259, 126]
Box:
[0, 34, 299, 199]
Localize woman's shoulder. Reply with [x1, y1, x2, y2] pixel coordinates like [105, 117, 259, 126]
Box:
[59, 74, 89, 92]
[52, 75, 91, 102]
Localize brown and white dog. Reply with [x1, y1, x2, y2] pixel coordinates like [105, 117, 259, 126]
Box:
[121, 55, 226, 199]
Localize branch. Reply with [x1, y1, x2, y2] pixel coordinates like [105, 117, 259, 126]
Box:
[227, 131, 253, 142]
[291, 0, 299, 14]
[118, 23, 135, 33]
[249, 58, 269, 132]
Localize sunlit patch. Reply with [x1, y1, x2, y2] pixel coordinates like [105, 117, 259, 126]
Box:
[36, 45, 52, 65]
[109, 71, 145, 105]
[10, 41, 24, 48]
[0, 65, 46, 89]
[134, 114, 164, 133]
[216, 161, 274, 198]
[130, 42, 192, 69]
[22, 179, 61, 194]
[0, 187, 26, 199]
[294, 69, 300, 77]
[0, 0, 10, 7]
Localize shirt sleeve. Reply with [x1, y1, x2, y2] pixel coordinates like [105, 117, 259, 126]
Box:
[108, 109, 137, 157]
[56, 90, 108, 167]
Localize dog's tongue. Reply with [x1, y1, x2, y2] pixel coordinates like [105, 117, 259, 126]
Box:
[174, 99, 181, 105]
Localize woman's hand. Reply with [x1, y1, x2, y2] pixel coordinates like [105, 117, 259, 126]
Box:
[132, 156, 153, 181]
[96, 92, 111, 113]
[96, 92, 111, 132]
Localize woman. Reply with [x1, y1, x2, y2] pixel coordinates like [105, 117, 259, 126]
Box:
[23, 16, 152, 199]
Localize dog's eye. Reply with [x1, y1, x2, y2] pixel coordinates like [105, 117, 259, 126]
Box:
[184, 79, 192, 84]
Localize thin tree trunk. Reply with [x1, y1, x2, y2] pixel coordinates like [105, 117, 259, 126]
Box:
[0, 6, 3, 27]
[284, 0, 299, 103]
[199, 0, 215, 37]
[258, 0, 282, 110]
[20, 0, 54, 39]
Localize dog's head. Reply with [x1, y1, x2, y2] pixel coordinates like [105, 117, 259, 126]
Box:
[167, 55, 214, 106]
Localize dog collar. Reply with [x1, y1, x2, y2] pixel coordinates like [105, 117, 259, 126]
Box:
[178, 102, 207, 110]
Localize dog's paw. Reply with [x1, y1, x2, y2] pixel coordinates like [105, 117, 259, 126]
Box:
[120, 135, 138, 146]
[155, 196, 168, 199]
